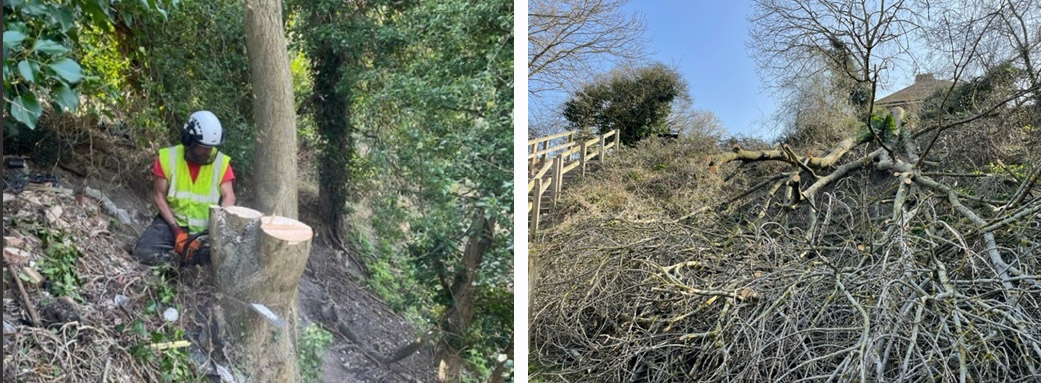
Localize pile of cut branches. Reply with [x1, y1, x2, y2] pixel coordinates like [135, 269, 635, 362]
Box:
[3, 181, 218, 382]
[531, 129, 1040, 381]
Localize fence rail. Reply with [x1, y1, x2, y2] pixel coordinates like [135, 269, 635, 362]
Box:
[528, 129, 620, 233]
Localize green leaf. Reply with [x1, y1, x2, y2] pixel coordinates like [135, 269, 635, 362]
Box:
[131, 320, 146, 337]
[3, 31, 26, 49]
[53, 84, 78, 112]
[81, 1, 113, 25]
[33, 40, 69, 56]
[17, 60, 34, 83]
[47, 58, 83, 84]
[11, 92, 42, 129]
[22, 0, 48, 16]
[50, 7, 75, 32]
[119, 10, 133, 26]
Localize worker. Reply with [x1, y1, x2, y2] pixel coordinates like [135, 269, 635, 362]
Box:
[133, 111, 236, 266]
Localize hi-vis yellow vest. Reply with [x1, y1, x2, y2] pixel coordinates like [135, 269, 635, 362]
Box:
[158, 145, 231, 233]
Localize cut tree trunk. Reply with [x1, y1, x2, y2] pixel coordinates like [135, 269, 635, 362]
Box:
[209, 206, 314, 383]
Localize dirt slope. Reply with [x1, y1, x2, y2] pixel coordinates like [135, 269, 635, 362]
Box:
[2, 161, 434, 382]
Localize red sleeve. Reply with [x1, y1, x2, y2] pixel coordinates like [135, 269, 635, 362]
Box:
[152, 158, 166, 179]
[221, 164, 236, 184]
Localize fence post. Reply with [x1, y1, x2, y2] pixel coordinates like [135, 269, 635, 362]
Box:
[528, 143, 535, 178]
[540, 141, 548, 168]
[613, 129, 620, 151]
[552, 156, 563, 206]
[531, 177, 542, 234]
[600, 134, 608, 163]
[580, 140, 588, 178]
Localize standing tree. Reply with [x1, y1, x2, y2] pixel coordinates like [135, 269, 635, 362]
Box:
[772, 58, 864, 150]
[562, 63, 688, 144]
[244, 0, 298, 219]
[749, 0, 917, 149]
[233, 2, 312, 381]
[749, 0, 917, 95]
[528, 0, 647, 135]
[291, 0, 515, 381]
[528, 0, 647, 96]
[291, 0, 368, 239]
[352, 1, 515, 381]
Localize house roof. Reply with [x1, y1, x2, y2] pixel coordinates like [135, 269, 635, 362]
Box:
[876, 74, 953, 107]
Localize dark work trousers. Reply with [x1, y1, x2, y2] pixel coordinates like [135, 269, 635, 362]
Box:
[133, 216, 177, 265]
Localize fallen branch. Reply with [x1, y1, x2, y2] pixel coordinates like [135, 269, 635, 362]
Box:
[9, 267, 41, 328]
[708, 136, 867, 170]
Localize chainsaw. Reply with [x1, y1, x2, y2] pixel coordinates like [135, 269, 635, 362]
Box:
[177, 231, 212, 267]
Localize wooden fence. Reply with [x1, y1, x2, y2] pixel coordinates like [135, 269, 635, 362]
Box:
[527, 129, 620, 233]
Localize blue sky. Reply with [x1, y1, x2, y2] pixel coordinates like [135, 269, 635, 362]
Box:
[530, 1, 917, 139]
[620, 1, 775, 138]
[619, 1, 917, 139]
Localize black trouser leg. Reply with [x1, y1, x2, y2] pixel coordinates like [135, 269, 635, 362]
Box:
[133, 216, 176, 265]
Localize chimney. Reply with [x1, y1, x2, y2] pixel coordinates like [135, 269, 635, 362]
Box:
[915, 73, 935, 83]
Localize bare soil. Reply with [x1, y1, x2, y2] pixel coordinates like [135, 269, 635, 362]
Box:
[299, 244, 436, 383]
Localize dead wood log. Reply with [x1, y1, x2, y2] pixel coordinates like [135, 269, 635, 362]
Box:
[209, 206, 314, 383]
[708, 136, 866, 170]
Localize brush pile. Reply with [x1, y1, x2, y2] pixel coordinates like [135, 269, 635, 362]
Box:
[2, 174, 221, 382]
[531, 134, 1041, 382]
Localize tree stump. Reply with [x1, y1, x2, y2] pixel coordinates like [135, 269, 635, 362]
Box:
[209, 206, 313, 383]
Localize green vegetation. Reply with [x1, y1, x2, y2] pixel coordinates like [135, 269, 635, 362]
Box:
[563, 63, 687, 144]
[128, 325, 197, 383]
[298, 324, 334, 383]
[4, 0, 513, 381]
[35, 230, 83, 300]
[145, 265, 178, 315]
[350, 227, 431, 324]
[293, 0, 514, 380]
[2, 0, 172, 130]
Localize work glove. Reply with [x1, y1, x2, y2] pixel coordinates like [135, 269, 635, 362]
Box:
[184, 237, 204, 260]
[174, 230, 189, 255]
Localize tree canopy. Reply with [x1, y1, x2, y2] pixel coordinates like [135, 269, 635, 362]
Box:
[562, 63, 687, 144]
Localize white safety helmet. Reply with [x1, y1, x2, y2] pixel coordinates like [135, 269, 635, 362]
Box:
[181, 111, 224, 147]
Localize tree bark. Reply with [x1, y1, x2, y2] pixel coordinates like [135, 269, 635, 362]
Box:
[438, 215, 496, 383]
[708, 136, 868, 171]
[209, 206, 314, 383]
[244, 0, 298, 219]
[488, 339, 514, 383]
